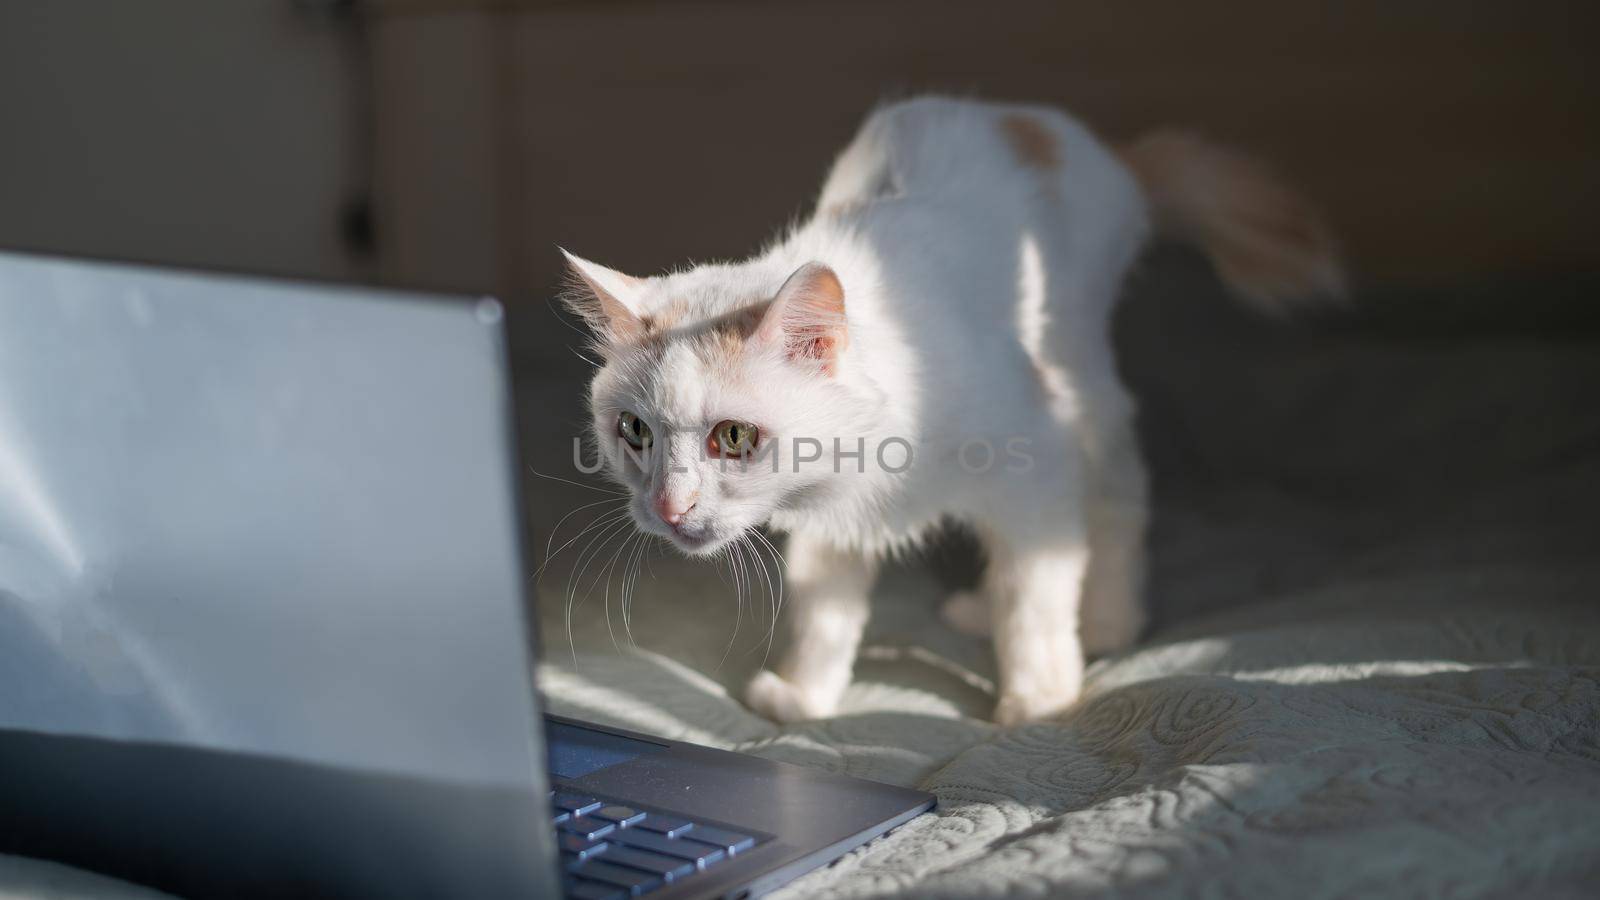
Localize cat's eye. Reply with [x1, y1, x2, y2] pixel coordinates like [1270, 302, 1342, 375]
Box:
[617, 411, 653, 450]
[710, 419, 759, 457]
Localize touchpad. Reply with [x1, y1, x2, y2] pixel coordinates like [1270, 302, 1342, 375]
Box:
[545, 719, 667, 780]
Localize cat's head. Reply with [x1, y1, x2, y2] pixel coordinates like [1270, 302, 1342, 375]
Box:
[560, 250, 870, 557]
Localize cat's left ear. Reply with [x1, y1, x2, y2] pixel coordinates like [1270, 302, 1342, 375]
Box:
[558, 248, 645, 343]
[755, 262, 848, 374]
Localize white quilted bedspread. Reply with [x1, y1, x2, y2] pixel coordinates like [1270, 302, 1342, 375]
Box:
[540, 534, 1600, 898]
[6, 522, 1594, 900]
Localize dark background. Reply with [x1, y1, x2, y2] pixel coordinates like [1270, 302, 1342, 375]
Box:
[4, 2, 1597, 331]
[3, 1, 1597, 608]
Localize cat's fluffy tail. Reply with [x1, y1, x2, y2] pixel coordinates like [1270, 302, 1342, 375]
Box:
[1120, 130, 1345, 314]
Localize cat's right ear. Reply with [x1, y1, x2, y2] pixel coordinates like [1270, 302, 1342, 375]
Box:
[558, 248, 644, 343]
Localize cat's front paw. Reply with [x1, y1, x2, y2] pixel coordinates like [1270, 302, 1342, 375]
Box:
[993, 686, 1080, 726]
[744, 670, 838, 723]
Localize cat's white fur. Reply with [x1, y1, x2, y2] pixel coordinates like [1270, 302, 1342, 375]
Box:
[562, 96, 1341, 725]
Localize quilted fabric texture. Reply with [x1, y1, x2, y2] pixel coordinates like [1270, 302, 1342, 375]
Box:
[541, 559, 1600, 898]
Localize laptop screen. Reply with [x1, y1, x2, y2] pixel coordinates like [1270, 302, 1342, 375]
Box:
[0, 251, 567, 895]
[0, 252, 547, 788]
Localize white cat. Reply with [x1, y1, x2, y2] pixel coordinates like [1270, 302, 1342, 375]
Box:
[560, 96, 1341, 725]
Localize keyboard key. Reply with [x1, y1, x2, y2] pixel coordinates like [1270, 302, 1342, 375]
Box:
[610, 829, 726, 868]
[558, 834, 610, 862]
[601, 844, 695, 882]
[682, 824, 756, 855]
[570, 860, 662, 896]
[634, 816, 694, 838]
[593, 805, 647, 827]
[553, 793, 603, 817]
[567, 878, 627, 900]
[560, 817, 616, 841]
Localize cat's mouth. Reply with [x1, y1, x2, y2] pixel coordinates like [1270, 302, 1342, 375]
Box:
[634, 513, 727, 556]
[661, 525, 733, 558]
[668, 529, 716, 553]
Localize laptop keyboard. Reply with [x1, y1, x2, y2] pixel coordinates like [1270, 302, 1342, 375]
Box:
[553, 791, 760, 898]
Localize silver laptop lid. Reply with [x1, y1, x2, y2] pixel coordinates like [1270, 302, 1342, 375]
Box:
[0, 251, 547, 792]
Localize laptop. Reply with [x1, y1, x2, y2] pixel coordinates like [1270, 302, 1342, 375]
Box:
[0, 250, 934, 898]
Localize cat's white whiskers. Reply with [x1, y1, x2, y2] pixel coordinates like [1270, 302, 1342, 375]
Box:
[710, 542, 736, 588]
[737, 536, 766, 653]
[619, 532, 649, 647]
[751, 528, 787, 615]
[713, 542, 748, 674]
[549, 506, 630, 650]
[734, 535, 761, 636]
[756, 530, 788, 666]
[547, 294, 606, 352]
[592, 526, 637, 653]
[559, 511, 631, 601]
[527, 467, 625, 496]
[592, 521, 647, 655]
[566, 514, 633, 601]
[619, 534, 641, 645]
[564, 513, 636, 663]
[568, 346, 603, 369]
[538, 496, 628, 579]
[589, 522, 636, 599]
[745, 531, 783, 668]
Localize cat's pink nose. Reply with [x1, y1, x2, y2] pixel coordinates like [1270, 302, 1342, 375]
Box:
[653, 492, 696, 526]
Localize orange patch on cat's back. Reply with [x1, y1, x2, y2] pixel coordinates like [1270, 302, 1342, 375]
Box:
[999, 113, 1062, 171]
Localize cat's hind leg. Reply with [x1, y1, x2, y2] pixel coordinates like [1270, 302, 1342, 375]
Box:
[744, 532, 877, 723]
[976, 469, 1091, 726]
[1079, 419, 1150, 657]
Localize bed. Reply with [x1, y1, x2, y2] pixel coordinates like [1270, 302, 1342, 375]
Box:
[5, 258, 1597, 897]
[540, 553, 1600, 896]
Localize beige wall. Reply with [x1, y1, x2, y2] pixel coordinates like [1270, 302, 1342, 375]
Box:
[5, 2, 1593, 322]
[377, 0, 1600, 318]
[0, 2, 363, 283]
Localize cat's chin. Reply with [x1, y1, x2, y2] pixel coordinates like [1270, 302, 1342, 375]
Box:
[632, 517, 729, 556]
[667, 530, 726, 557]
